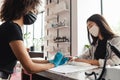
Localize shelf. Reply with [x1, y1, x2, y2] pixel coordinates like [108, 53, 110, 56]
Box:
[54, 9, 69, 15]
[45, 15, 57, 21]
[47, 26, 69, 30]
[52, 26, 69, 29]
[45, 9, 69, 21]
[45, 2, 56, 8]
[45, 0, 71, 56]
[54, 42, 70, 45]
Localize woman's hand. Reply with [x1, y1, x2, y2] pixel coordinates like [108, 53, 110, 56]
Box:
[74, 58, 99, 66]
[66, 56, 77, 61]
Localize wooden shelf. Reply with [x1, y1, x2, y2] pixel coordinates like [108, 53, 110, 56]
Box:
[29, 51, 44, 58]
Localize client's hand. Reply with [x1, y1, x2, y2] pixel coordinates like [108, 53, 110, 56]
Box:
[66, 56, 77, 62]
[49, 51, 64, 67]
[68, 56, 74, 61]
[59, 57, 69, 65]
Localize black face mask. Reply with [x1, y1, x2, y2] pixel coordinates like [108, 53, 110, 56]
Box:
[23, 12, 37, 25]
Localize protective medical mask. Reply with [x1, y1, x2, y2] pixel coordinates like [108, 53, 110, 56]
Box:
[89, 25, 99, 37]
[23, 12, 37, 25]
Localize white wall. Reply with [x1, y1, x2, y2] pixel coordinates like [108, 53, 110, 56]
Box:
[77, 0, 101, 56]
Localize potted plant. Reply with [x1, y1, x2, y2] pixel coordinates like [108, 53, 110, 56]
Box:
[40, 37, 44, 52]
[33, 37, 44, 52]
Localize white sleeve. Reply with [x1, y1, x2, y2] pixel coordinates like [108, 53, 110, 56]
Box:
[99, 36, 120, 67]
[99, 55, 120, 67]
[79, 50, 91, 59]
[79, 46, 94, 59]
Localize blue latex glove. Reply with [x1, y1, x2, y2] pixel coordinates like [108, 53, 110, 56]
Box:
[49, 51, 64, 67]
[59, 57, 69, 65]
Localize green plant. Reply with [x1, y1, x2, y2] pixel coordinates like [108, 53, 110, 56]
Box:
[84, 44, 90, 49]
[33, 37, 45, 51]
[23, 32, 31, 47]
[33, 37, 44, 45]
[23, 32, 31, 40]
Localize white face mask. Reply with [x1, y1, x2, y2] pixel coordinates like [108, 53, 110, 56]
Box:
[89, 25, 99, 37]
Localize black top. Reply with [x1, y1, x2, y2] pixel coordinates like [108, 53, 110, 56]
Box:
[94, 39, 107, 60]
[0, 21, 23, 74]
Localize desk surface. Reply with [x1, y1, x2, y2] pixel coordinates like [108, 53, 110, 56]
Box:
[36, 66, 101, 80]
[37, 70, 87, 80]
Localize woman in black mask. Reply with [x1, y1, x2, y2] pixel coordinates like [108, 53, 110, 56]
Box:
[0, 0, 67, 79]
[70, 14, 120, 67]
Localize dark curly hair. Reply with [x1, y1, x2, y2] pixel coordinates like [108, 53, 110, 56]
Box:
[0, 0, 41, 21]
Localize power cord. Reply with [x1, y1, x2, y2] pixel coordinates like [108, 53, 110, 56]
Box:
[85, 71, 97, 80]
[85, 48, 109, 80]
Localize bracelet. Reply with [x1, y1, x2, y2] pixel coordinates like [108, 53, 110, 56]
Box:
[73, 56, 79, 60]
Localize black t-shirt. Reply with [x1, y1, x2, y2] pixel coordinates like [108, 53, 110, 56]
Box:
[0, 21, 23, 74]
[94, 39, 107, 60]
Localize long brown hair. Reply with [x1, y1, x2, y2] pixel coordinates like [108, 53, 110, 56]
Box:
[0, 0, 41, 21]
[87, 14, 115, 45]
